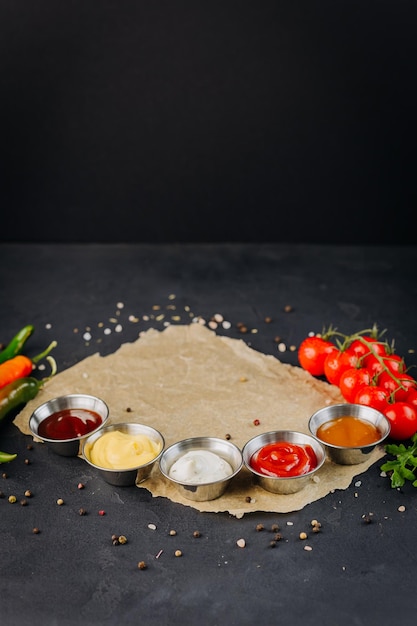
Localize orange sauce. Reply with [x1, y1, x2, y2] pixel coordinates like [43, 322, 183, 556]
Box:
[317, 416, 381, 447]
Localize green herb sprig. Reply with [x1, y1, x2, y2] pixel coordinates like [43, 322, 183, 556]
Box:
[381, 433, 417, 488]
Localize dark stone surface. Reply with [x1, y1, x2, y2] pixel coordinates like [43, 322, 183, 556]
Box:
[1, 243, 417, 625]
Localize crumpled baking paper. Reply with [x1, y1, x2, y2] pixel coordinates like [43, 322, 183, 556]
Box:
[15, 324, 385, 517]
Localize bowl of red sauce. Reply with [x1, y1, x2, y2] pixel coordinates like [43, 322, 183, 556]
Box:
[308, 403, 391, 465]
[242, 430, 326, 494]
[29, 394, 109, 457]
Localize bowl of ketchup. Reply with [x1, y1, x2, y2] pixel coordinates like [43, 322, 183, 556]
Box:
[29, 394, 109, 456]
[242, 430, 326, 494]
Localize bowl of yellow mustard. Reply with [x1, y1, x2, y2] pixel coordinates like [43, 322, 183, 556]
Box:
[82, 422, 165, 486]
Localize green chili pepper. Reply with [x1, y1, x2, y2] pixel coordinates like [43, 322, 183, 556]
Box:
[0, 356, 57, 428]
[0, 450, 17, 463]
[0, 325, 35, 365]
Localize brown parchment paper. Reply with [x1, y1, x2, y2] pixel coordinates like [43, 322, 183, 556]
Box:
[14, 324, 385, 517]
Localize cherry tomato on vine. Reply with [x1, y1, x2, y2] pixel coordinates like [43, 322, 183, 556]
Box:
[323, 350, 359, 386]
[377, 371, 398, 398]
[363, 354, 386, 377]
[383, 354, 406, 375]
[347, 336, 386, 360]
[393, 374, 417, 402]
[383, 402, 417, 440]
[406, 389, 417, 409]
[362, 337, 388, 357]
[339, 367, 371, 403]
[354, 385, 389, 413]
[298, 337, 337, 376]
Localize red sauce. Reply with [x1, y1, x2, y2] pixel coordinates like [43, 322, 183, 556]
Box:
[38, 408, 103, 440]
[250, 441, 318, 478]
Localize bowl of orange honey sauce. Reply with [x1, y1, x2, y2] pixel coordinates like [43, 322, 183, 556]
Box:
[308, 403, 391, 465]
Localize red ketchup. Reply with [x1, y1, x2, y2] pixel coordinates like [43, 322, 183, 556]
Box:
[250, 441, 318, 478]
[38, 408, 103, 440]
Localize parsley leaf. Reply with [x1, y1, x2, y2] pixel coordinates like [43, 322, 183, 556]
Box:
[381, 433, 417, 488]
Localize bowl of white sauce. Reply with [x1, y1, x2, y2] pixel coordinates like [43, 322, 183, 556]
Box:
[159, 436, 243, 501]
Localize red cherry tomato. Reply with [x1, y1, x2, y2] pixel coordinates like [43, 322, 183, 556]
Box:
[377, 371, 398, 399]
[324, 350, 359, 386]
[383, 402, 417, 440]
[298, 337, 337, 376]
[393, 374, 417, 402]
[354, 385, 389, 413]
[339, 367, 371, 403]
[347, 336, 386, 360]
[383, 354, 406, 375]
[361, 337, 388, 357]
[363, 354, 386, 377]
[406, 389, 417, 409]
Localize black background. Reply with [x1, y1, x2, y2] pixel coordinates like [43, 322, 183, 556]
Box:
[1, 1, 416, 244]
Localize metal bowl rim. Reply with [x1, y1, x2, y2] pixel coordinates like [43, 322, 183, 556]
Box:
[29, 393, 109, 444]
[81, 422, 165, 473]
[242, 429, 326, 481]
[159, 436, 243, 486]
[308, 403, 391, 450]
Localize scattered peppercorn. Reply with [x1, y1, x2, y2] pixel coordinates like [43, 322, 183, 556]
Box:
[256, 524, 264, 532]
[225, 433, 231, 440]
[271, 524, 279, 532]
[32, 527, 40, 534]
[8, 495, 16, 503]
[2, 472, 8, 479]
[79, 508, 87, 516]
[362, 513, 374, 524]
[245, 496, 252, 503]
[56, 498, 64, 506]
[126, 407, 132, 412]
[284, 305, 293, 313]
[169, 529, 177, 536]
[264, 317, 272, 324]
[27, 444, 33, 450]
[24, 458, 30, 465]
[138, 561, 147, 570]
[253, 419, 260, 426]
[77, 483, 84, 490]
[273, 336, 282, 343]
[20, 499, 28, 506]
[174, 550, 182, 557]
[24, 490, 32, 497]
[299, 532, 308, 540]
[118, 535, 127, 544]
[270, 540, 277, 548]
[0, 491, 4, 498]
[193, 531, 201, 538]
[274, 533, 283, 541]
[98, 510, 106, 516]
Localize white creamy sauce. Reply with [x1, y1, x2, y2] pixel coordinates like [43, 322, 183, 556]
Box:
[169, 449, 233, 484]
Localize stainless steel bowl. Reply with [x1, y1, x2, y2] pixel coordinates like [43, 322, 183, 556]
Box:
[308, 403, 391, 465]
[242, 430, 326, 495]
[159, 436, 243, 501]
[82, 422, 165, 487]
[29, 394, 109, 457]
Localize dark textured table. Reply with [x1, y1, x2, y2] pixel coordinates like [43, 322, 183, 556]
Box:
[1, 243, 417, 626]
